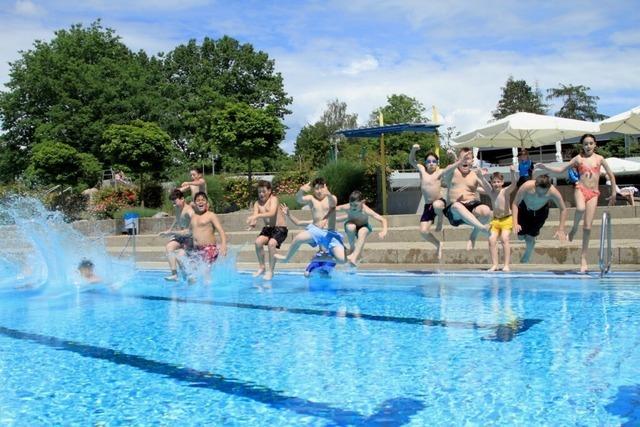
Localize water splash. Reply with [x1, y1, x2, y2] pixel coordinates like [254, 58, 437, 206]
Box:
[0, 195, 134, 293]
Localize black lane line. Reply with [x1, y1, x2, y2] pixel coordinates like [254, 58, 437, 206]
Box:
[91, 291, 542, 342]
[0, 326, 424, 426]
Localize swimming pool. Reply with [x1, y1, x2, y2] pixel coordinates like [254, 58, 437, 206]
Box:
[1, 270, 639, 426]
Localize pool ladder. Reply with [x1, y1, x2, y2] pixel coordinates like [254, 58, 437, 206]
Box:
[599, 211, 612, 278]
[118, 227, 137, 265]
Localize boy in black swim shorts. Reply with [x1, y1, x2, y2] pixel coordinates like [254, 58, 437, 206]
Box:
[247, 180, 288, 281]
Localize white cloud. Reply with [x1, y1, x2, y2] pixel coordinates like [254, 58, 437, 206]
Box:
[610, 29, 640, 46]
[340, 55, 379, 75]
[14, 0, 43, 16]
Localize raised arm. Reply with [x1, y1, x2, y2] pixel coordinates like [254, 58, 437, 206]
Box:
[511, 184, 528, 234]
[535, 157, 578, 177]
[363, 205, 388, 238]
[600, 157, 617, 206]
[505, 164, 519, 195]
[475, 168, 493, 195]
[280, 203, 311, 227]
[440, 150, 470, 183]
[296, 182, 313, 206]
[409, 144, 426, 172]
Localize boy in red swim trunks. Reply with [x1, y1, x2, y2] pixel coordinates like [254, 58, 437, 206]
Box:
[178, 192, 227, 282]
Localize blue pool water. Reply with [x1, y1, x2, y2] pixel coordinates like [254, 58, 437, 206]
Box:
[1, 270, 640, 426]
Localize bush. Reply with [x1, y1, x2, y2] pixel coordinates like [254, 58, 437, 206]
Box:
[113, 207, 161, 219]
[89, 187, 138, 219]
[43, 191, 89, 222]
[278, 194, 301, 210]
[140, 181, 163, 208]
[222, 177, 254, 212]
[204, 175, 228, 213]
[316, 160, 367, 204]
[272, 170, 309, 194]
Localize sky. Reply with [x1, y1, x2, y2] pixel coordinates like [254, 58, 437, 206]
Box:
[1, 0, 639, 152]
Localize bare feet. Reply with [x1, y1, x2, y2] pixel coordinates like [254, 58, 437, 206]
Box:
[520, 252, 532, 263]
[346, 254, 358, 267]
[253, 267, 265, 277]
[263, 270, 273, 280]
[164, 274, 178, 281]
[502, 266, 511, 272]
[436, 242, 443, 261]
[580, 260, 588, 274]
[466, 239, 476, 251]
[488, 265, 498, 272]
[274, 254, 288, 263]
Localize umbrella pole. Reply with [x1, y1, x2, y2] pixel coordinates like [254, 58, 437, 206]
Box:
[379, 112, 387, 215]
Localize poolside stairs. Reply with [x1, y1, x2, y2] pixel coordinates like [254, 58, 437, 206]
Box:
[101, 205, 640, 272]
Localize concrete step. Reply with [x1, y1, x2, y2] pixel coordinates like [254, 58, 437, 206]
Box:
[103, 217, 640, 248]
[109, 239, 639, 265]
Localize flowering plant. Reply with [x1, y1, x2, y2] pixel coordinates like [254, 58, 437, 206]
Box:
[89, 187, 138, 219]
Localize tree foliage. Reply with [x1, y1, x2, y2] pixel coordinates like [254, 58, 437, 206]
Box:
[0, 21, 291, 186]
[102, 120, 174, 179]
[25, 140, 100, 188]
[546, 84, 606, 121]
[368, 94, 438, 169]
[493, 76, 547, 119]
[295, 99, 358, 167]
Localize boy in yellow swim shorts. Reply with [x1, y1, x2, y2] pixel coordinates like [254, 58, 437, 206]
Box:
[478, 165, 518, 272]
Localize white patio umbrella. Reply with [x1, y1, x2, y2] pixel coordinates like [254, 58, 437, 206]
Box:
[453, 112, 600, 165]
[453, 112, 601, 148]
[598, 106, 640, 134]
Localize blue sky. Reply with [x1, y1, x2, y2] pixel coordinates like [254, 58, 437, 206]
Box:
[1, 0, 639, 152]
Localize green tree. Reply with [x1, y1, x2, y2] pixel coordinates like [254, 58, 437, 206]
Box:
[294, 99, 359, 167]
[0, 21, 163, 177]
[208, 102, 285, 200]
[102, 120, 175, 205]
[493, 76, 547, 119]
[161, 36, 292, 159]
[367, 94, 438, 169]
[25, 140, 101, 189]
[546, 84, 606, 121]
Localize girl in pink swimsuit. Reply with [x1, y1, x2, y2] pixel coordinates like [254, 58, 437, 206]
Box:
[536, 134, 617, 273]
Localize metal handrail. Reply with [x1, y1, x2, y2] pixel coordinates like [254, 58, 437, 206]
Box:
[599, 211, 612, 277]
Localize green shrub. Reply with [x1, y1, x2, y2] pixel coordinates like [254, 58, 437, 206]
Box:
[204, 175, 229, 212]
[89, 187, 138, 219]
[43, 191, 89, 222]
[278, 194, 301, 210]
[140, 181, 163, 208]
[316, 160, 366, 204]
[113, 207, 160, 219]
[222, 177, 254, 212]
[272, 170, 309, 194]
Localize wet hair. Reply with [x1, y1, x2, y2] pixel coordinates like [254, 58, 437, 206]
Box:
[580, 134, 596, 144]
[491, 172, 504, 181]
[349, 190, 363, 202]
[425, 152, 439, 162]
[312, 177, 326, 187]
[169, 189, 184, 201]
[78, 259, 94, 270]
[257, 180, 272, 190]
[193, 191, 208, 201]
[535, 174, 551, 189]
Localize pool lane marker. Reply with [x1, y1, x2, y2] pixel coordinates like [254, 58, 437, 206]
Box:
[92, 291, 542, 342]
[0, 325, 424, 426]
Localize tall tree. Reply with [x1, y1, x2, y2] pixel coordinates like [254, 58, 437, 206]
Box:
[208, 102, 285, 199]
[294, 99, 358, 166]
[493, 76, 547, 119]
[0, 21, 163, 177]
[102, 120, 175, 205]
[161, 36, 292, 159]
[546, 84, 606, 121]
[367, 94, 438, 169]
